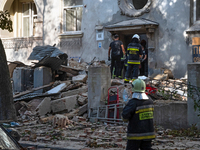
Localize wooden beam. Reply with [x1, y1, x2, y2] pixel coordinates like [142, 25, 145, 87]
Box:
[59, 65, 79, 75]
[13, 82, 54, 98]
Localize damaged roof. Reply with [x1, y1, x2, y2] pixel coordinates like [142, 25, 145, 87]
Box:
[28, 45, 68, 70]
[28, 45, 67, 61]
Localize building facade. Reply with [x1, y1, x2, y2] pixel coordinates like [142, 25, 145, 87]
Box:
[0, 0, 199, 78]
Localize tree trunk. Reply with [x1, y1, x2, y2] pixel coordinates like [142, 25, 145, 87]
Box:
[0, 39, 16, 121]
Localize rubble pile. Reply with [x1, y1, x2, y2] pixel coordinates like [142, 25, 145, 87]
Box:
[6, 48, 195, 149]
[9, 57, 127, 149]
[146, 78, 187, 101]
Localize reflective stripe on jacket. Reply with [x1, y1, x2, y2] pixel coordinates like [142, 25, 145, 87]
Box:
[122, 97, 155, 140]
[127, 42, 142, 64]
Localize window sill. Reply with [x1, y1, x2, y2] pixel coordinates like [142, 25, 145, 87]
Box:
[186, 21, 200, 34]
[59, 31, 83, 39]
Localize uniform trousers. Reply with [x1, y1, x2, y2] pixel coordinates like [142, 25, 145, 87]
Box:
[125, 64, 139, 81]
[126, 140, 153, 150]
[110, 55, 121, 78]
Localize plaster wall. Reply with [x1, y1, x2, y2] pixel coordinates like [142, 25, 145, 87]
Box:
[0, 0, 192, 78]
[67, 0, 191, 78]
[34, 0, 61, 46]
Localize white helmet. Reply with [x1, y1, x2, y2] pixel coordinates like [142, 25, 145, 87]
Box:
[132, 34, 140, 40]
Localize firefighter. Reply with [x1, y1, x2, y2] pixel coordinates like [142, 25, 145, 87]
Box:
[108, 34, 125, 79]
[122, 79, 155, 150]
[124, 34, 142, 83]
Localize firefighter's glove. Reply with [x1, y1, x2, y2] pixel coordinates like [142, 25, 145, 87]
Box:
[108, 56, 111, 61]
[121, 56, 126, 61]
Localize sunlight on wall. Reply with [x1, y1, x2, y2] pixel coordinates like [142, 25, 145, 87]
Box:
[107, 9, 112, 13]
[165, 56, 177, 70]
[160, 43, 167, 51]
[183, 31, 187, 38]
[107, 17, 112, 22]
[169, 0, 177, 6]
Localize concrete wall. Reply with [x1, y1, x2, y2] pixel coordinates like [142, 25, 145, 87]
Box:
[187, 63, 200, 129]
[0, 0, 192, 78]
[88, 66, 111, 109]
[154, 100, 188, 129]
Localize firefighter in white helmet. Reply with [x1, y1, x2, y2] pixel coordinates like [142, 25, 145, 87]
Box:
[122, 79, 155, 150]
[124, 34, 143, 83]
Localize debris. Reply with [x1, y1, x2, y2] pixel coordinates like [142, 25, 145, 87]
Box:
[59, 65, 79, 76]
[28, 45, 68, 70]
[13, 82, 54, 98]
[68, 59, 87, 71]
[7, 128, 21, 141]
[60, 86, 88, 98]
[111, 79, 124, 86]
[53, 114, 71, 128]
[153, 74, 169, 80]
[46, 83, 68, 94]
[35, 97, 51, 116]
[72, 74, 88, 83]
[164, 69, 174, 79]
[77, 103, 88, 116]
[8, 61, 26, 78]
[77, 95, 88, 106]
[50, 95, 78, 114]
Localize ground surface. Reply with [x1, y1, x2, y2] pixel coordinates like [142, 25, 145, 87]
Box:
[13, 120, 200, 150]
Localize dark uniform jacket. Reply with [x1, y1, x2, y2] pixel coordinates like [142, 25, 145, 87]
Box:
[110, 40, 123, 57]
[122, 97, 155, 140]
[127, 41, 142, 65]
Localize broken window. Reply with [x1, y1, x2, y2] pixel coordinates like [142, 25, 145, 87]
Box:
[63, 0, 83, 31]
[22, 2, 37, 37]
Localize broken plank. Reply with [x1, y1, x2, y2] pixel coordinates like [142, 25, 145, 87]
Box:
[59, 65, 79, 75]
[13, 82, 54, 98]
[46, 83, 68, 94]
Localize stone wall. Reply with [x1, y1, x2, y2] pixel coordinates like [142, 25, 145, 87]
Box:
[154, 100, 188, 129]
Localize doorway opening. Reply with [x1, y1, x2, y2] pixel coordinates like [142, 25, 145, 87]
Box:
[122, 33, 148, 77]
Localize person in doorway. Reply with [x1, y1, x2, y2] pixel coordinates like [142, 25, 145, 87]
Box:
[108, 34, 125, 79]
[114, 48, 126, 79]
[124, 34, 142, 83]
[122, 79, 155, 150]
[140, 40, 147, 76]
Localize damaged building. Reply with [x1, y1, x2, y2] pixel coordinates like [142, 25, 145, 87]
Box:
[0, 0, 199, 78]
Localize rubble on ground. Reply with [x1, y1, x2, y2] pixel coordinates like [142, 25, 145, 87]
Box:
[6, 53, 193, 149]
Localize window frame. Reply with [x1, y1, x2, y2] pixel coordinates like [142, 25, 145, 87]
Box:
[22, 2, 37, 37]
[63, 3, 83, 32]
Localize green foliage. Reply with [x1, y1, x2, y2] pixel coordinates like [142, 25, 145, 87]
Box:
[188, 83, 200, 117]
[0, 10, 13, 32]
[157, 88, 171, 100]
[167, 124, 200, 137]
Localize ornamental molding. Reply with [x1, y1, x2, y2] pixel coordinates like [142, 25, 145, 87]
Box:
[2, 37, 42, 50]
[118, 0, 152, 17]
[60, 38, 82, 48]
